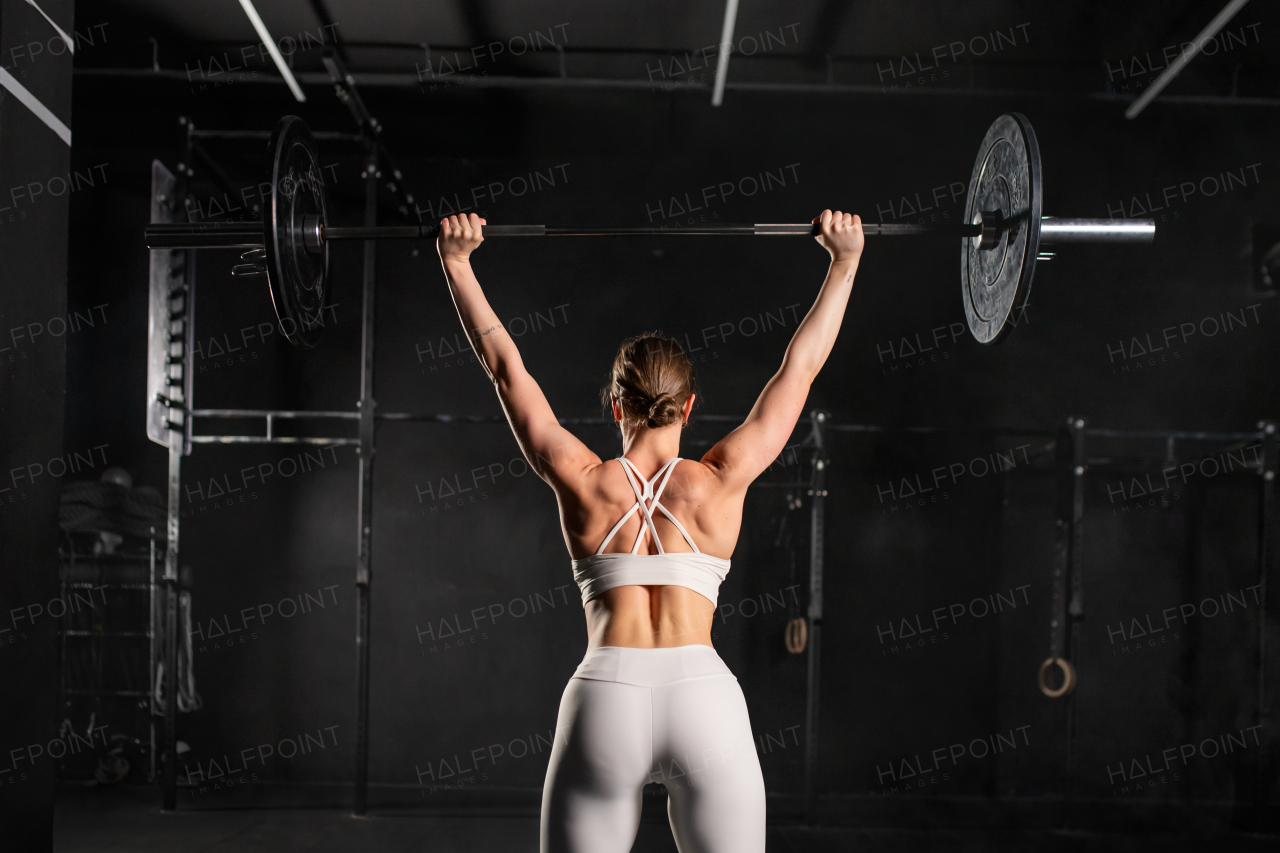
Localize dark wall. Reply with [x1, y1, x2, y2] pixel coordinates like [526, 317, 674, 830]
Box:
[62, 29, 1278, 830]
[0, 0, 74, 849]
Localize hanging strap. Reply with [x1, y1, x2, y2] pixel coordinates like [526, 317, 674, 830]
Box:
[591, 457, 701, 556]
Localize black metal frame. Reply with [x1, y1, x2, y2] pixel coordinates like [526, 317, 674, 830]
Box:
[803, 412, 826, 824]
[1255, 422, 1277, 828]
[1054, 417, 1087, 820]
[146, 53, 405, 813]
[789, 419, 1273, 824]
[353, 147, 378, 816]
[1047, 420, 1274, 829]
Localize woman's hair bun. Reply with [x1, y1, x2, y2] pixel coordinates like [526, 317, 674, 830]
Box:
[600, 333, 697, 429]
[646, 393, 681, 429]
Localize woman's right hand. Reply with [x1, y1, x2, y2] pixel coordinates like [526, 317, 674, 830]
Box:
[812, 209, 864, 263]
[438, 213, 486, 263]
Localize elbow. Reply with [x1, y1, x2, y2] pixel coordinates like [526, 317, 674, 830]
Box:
[781, 340, 827, 385]
[780, 356, 820, 388]
[490, 359, 524, 393]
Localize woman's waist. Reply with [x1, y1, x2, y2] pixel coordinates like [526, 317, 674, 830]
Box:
[587, 584, 717, 628]
[584, 586, 715, 652]
[572, 642, 733, 686]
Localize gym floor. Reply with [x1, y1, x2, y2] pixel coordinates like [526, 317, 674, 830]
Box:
[50, 786, 1280, 853]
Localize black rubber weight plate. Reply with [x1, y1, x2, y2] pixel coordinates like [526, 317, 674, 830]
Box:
[961, 113, 1042, 345]
[265, 115, 330, 348]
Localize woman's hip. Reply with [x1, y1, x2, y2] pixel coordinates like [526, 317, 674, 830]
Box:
[569, 643, 734, 688]
[552, 649, 755, 771]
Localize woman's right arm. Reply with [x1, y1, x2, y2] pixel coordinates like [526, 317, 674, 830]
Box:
[437, 214, 600, 490]
[701, 209, 864, 490]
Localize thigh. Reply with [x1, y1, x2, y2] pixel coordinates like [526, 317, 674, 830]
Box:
[540, 677, 652, 853]
[654, 675, 766, 853]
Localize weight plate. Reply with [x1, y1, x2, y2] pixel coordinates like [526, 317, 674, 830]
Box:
[961, 113, 1042, 344]
[265, 115, 330, 348]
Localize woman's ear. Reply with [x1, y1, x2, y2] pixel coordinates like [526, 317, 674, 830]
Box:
[682, 393, 696, 421]
[612, 394, 622, 424]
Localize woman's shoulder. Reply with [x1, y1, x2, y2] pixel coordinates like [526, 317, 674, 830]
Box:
[664, 457, 727, 504]
[559, 455, 726, 504]
[559, 456, 622, 501]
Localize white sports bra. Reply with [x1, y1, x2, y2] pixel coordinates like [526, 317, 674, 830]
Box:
[571, 457, 731, 607]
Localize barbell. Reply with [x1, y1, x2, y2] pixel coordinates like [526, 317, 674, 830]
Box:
[145, 113, 1155, 348]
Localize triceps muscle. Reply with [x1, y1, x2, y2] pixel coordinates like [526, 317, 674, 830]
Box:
[439, 257, 597, 485]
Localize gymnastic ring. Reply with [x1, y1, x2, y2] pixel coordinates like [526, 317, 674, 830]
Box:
[1038, 657, 1077, 698]
[785, 617, 807, 654]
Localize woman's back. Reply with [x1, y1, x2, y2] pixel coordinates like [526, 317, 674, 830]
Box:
[562, 456, 741, 562]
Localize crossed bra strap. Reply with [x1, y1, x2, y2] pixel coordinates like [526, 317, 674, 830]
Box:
[594, 457, 702, 556]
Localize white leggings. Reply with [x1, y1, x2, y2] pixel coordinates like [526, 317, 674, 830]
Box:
[540, 645, 766, 853]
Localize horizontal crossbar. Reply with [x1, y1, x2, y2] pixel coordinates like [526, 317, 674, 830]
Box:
[186, 409, 1261, 446]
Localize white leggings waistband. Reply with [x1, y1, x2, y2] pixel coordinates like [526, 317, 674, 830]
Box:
[571, 644, 734, 687]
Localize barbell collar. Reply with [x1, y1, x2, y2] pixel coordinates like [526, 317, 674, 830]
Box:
[976, 209, 1006, 251]
[302, 215, 323, 254]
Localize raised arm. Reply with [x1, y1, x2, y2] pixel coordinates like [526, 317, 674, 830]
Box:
[702, 209, 864, 489]
[437, 213, 600, 488]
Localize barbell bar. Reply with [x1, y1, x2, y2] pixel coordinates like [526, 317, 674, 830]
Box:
[143, 113, 1155, 348]
[145, 217, 1152, 248]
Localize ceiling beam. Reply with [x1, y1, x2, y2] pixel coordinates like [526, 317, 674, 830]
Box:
[711, 0, 740, 106]
[74, 65, 1280, 109]
[1125, 0, 1251, 118]
[236, 0, 306, 102]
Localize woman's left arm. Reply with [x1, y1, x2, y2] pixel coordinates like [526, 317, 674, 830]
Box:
[437, 213, 599, 488]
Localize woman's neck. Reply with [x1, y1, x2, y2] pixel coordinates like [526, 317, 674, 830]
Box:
[619, 425, 682, 470]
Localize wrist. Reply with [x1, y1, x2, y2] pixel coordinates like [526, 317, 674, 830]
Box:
[441, 253, 472, 266]
[830, 254, 860, 267]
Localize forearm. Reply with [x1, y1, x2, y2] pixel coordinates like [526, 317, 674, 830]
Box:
[440, 256, 521, 383]
[782, 256, 859, 381]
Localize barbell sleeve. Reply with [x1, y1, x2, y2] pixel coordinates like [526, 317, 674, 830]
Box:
[321, 226, 426, 239]
[145, 222, 266, 249]
[1037, 218, 1155, 243]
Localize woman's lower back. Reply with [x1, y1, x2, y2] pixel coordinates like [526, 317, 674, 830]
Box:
[584, 585, 717, 649]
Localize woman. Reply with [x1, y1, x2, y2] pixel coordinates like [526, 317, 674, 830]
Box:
[437, 209, 864, 853]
